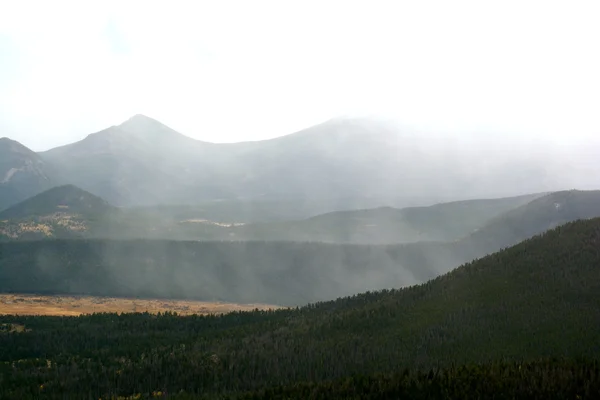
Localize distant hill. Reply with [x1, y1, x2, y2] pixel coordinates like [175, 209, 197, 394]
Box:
[0, 114, 587, 213]
[5, 189, 594, 248]
[1, 189, 599, 305]
[220, 192, 546, 244]
[1, 189, 599, 303]
[419, 189, 600, 278]
[0, 185, 115, 240]
[0, 184, 113, 219]
[465, 189, 600, 250]
[0, 190, 547, 243]
[0, 138, 55, 211]
[2, 218, 600, 398]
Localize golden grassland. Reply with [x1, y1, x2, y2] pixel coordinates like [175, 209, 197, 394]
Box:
[0, 293, 281, 316]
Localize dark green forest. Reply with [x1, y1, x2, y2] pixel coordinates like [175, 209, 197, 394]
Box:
[1, 218, 600, 398]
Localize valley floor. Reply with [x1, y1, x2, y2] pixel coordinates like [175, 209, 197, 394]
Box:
[0, 293, 280, 316]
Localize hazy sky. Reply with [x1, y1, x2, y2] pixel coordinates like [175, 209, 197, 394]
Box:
[1, 0, 599, 150]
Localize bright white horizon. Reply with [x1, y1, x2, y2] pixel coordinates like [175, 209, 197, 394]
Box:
[1, 0, 599, 151]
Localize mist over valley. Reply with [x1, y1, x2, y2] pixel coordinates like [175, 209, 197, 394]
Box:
[2, 2, 600, 397]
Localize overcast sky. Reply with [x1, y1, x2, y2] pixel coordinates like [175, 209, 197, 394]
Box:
[1, 0, 599, 151]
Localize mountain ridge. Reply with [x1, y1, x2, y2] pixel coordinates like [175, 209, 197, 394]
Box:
[0, 114, 593, 210]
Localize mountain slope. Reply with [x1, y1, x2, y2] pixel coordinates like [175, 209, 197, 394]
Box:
[254, 217, 600, 368]
[0, 185, 115, 240]
[466, 189, 600, 250]
[0, 138, 55, 211]
[2, 218, 600, 398]
[418, 189, 600, 278]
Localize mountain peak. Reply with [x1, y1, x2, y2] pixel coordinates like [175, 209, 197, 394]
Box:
[118, 114, 167, 131]
[120, 113, 159, 125]
[114, 114, 196, 144]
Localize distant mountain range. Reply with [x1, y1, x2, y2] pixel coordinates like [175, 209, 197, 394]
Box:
[2, 114, 599, 305]
[1, 114, 593, 212]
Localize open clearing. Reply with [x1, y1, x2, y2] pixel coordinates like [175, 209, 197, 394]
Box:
[0, 293, 281, 316]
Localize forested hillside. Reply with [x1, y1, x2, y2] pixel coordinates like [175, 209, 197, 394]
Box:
[1, 218, 599, 398]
